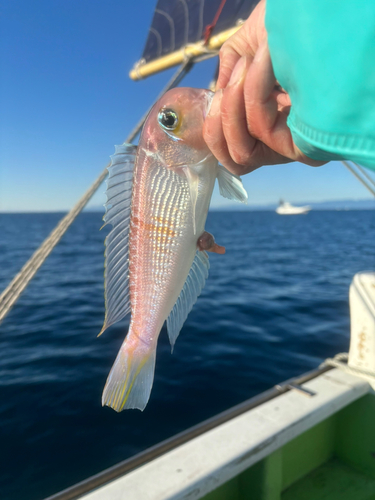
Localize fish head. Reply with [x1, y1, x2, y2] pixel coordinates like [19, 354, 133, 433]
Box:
[141, 87, 214, 166]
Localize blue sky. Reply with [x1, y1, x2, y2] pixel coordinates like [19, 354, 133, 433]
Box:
[0, 0, 373, 212]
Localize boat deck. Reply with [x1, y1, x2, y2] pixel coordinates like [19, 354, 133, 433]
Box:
[68, 368, 375, 500]
[203, 386, 375, 500]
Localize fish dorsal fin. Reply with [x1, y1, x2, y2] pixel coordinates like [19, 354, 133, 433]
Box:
[167, 250, 209, 350]
[217, 164, 248, 204]
[99, 143, 136, 335]
[183, 166, 200, 235]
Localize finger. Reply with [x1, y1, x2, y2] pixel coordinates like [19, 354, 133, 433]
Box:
[216, 46, 242, 90]
[273, 90, 291, 109]
[244, 40, 278, 133]
[216, 0, 266, 89]
[244, 42, 324, 166]
[220, 56, 259, 172]
[243, 41, 298, 158]
[220, 52, 292, 170]
[203, 90, 247, 175]
[204, 77, 293, 171]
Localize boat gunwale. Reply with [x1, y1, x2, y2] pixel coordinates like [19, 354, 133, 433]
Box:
[43, 364, 332, 500]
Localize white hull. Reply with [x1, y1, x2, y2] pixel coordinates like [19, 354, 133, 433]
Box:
[276, 204, 311, 215]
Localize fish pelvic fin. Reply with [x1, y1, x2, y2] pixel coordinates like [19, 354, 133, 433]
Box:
[217, 164, 248, 204]
[183, 166, 199, 235]
[167, 250, 209, 351]
[102, 338, 156, 412]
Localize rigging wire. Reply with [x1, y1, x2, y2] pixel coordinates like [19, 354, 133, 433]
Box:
[0, 58, 195, 325]
[353, 162, 375, 189]
[341, 161, 375, 197]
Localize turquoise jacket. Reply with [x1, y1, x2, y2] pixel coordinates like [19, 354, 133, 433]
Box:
[266, 1, 375, 171]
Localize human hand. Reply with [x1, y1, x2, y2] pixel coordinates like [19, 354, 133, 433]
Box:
[203, 0, 323, 175]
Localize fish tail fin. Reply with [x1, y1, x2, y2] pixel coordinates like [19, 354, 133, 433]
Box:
[102, 338, 156, 412]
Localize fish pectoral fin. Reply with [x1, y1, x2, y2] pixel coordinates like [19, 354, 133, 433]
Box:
[102, 337, 156, 412]
[197, 231, 225, 254]
[100, 144, 137, 336]
[183, 166, 200, 235]
[167, 250, 209, 351]
[217, 164, 248, 204]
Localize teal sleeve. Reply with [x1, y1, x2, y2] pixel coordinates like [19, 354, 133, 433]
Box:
[265, 0, 375, 171]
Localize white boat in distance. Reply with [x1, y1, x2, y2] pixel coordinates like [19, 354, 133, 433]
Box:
[276, 199, 311, 215]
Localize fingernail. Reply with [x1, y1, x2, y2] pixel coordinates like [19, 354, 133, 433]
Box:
[207, 89, 222, 116]
[254, 39, 268, 64]
[228, 56, 247, 86]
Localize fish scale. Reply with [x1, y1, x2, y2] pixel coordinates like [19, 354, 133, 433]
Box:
[131, 166, 189, 314]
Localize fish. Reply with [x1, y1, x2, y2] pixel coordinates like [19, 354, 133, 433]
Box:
[100, 87, 248, 412]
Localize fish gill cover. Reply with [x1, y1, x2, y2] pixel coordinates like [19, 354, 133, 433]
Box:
[141, 0, 259, 63]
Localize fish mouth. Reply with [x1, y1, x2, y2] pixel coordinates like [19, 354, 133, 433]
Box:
[203, 90, 215, 119]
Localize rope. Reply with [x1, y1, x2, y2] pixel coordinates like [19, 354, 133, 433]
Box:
[353, 162, 375, 189]
[322, 352, 375, 380]
[203, 0, 227, 45]
[341, 161, 375, 197]
[0, 59, 195, 325]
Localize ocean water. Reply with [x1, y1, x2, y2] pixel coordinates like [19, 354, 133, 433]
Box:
[0, 210, 374, 500]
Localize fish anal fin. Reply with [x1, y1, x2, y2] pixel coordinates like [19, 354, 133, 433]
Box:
[217, 164, 248, 204]
[167, 250, 209, 350]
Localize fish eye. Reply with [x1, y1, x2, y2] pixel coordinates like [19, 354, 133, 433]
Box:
[158, 108, 179, 131]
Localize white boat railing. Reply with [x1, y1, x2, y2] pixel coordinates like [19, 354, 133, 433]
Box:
[43, 364, 333, 500]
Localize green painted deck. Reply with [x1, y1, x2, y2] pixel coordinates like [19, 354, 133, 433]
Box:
[202, 393, 375, 500]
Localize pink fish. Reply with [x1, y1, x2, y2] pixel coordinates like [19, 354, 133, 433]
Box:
[100, 87, 247, 411]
